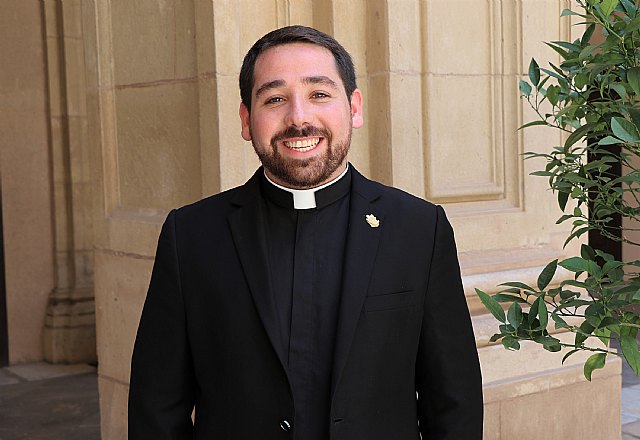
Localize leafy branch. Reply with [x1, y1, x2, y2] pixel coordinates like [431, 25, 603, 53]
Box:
[477, 0, 640, 380]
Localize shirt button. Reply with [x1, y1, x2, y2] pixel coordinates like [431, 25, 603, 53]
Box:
[280, 419, 292, 432]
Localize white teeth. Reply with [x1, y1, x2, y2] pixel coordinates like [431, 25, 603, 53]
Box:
[283, 137, 320, 152]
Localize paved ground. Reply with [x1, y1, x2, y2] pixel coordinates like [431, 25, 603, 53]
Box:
[2, 360, 640, 439]
[0, 363, 99, 440]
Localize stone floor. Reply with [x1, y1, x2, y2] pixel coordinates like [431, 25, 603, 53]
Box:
[2, 360, 640, 439]
[0, 363, 100, 440]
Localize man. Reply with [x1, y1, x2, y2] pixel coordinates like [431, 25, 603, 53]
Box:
[129, 25, 483, 439]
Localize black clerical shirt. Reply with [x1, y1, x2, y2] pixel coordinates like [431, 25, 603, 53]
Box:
[259, 169, 351, 440]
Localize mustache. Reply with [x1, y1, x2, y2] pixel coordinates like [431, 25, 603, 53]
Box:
[271, 125, 330, 144]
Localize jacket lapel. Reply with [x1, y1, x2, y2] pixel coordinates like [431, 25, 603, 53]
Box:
[228, 171, 288, 372]
[331, 169, 384, 394]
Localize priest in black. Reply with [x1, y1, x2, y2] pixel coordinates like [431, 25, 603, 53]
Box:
[129, 25, 483, 440]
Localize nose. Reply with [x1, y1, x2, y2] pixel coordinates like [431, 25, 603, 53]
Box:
[285, 95, 312, 127]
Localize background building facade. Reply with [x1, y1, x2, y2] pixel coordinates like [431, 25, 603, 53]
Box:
[0, 0, 622, 438]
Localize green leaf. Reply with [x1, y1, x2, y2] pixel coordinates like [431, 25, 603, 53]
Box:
[498, 281, 536, 292]
[574, 71, 590, 89]
[621, 0, 638, 15]
[601, 0, 620, 17]
[502, 336, 521, 351]
[611, 117, 640, 143]
[598, 136, 622, 145]
[546, 85, 560, 106]
[584, 353, 607, 381]
[563, 226, 590, 247]
[581, 244, 596, 261]
[602, 260, 624, 274]
[562, 348, 580, 364]
[626, 16, 640, 33]
[540, 67, 568, 84]
[476, 288, 506, 323]
[552, 314, 570, 329]
[545, 42, 570, 59]
[518, 120, 548, 130]
[594, 327, 612, 347]
[537, 259, 558, 291]
[561, 8, 579, 17]
[530, 171, 555, 177]
[559, 289, 579, 300]
[529, 59, 540, 87]
[540, 336, 561, 352]
[559, 299, 592, 309]
[595, 249, 615, 262]
[558, 190, 570, 212]
[537, 296, 548, 330]
[559, 256, 600, 275]
[507, 302, 523, 330]
[621, 329, 640, 375]
[576, 321, 595, 347]
[565, 123, 595, 149]
[581, 23, 596, 46]
[628, 67, 640, 95]
[493, 293, 528, 303]
[519, 80, 532, 97]
[611, 83, 628, 100]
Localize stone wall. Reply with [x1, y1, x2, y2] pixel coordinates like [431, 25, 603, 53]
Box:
[1, 0, 622, 439]
[0, 0, 56, 364]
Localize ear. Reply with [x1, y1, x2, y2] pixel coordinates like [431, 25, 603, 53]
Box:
[349, 88, 364, 129]
[239, 102, 252, 141]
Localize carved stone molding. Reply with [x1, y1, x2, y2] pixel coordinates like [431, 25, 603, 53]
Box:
[42, 0, 96, 364]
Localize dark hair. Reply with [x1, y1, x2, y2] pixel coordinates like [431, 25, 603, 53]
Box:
[239, 25, 357, 112]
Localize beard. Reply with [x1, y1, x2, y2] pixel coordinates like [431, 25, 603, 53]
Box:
[252, 124, 351, 189]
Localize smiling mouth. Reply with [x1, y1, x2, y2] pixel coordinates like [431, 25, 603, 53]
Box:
[283, 137, 321, 153]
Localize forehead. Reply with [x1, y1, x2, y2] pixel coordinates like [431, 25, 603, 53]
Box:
[252, 43, 342, 92]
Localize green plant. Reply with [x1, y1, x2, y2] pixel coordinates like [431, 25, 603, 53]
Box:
[476, 0, 640, 380]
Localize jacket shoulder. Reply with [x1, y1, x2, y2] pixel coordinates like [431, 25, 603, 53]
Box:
[355, 173, 438, 217]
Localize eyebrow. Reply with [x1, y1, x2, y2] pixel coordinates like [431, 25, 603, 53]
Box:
[254, 79, 285, 100]
[254, 76, 340, 100]
[302, 76, 339, 89]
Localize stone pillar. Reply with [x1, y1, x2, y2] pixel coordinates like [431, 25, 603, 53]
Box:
[41, 0, 96, 364]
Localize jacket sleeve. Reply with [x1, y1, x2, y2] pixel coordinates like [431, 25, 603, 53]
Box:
[129, 210, 195, 439]
[415, 205, 483, 439]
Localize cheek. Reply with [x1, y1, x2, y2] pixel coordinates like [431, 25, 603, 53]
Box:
[251, 115, 280, 140]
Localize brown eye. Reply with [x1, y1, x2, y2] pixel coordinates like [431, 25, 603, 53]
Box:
[265, 96, 284, 104]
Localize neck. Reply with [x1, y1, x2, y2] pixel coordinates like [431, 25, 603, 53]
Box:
[263, 164, 350, 210]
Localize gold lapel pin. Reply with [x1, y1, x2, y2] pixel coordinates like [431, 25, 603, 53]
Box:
[366, 214, 380, 228]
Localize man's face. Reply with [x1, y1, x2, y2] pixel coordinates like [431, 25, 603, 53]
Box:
[240, 43, 363, 189]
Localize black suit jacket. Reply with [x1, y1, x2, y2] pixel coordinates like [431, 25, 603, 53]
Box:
[129, 167, 483, 439]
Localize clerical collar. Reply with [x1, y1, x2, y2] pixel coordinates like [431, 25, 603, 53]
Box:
[261, 165, 351, 210]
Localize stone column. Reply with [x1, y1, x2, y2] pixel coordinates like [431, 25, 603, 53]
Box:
[42, 0, 96, 364]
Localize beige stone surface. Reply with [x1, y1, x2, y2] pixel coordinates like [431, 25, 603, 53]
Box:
[388, 73, 425, 198]
[111, 0, 197, 86]
[487, 363, 621, 439]
[41, 0, 97, 364]
[115, 82, 203, 210]
[98, 376, 128, 440]
[94, 251, 152, 385]
[425, 0, 493, 75]
[0, 0, 55, 364]
[425, 75, 498, 201]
